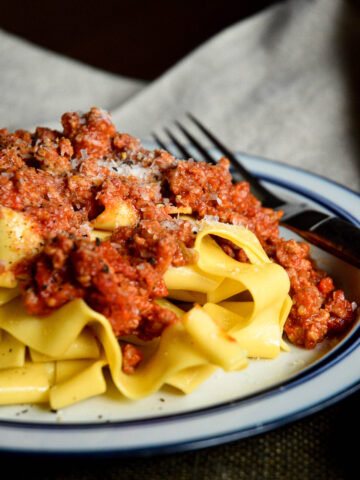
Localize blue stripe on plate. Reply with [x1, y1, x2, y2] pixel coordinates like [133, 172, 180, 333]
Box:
[257, 174, 360, 226]
[236, 152, 360, 199]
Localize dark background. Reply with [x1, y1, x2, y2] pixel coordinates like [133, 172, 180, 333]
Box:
[0, 0, 279, 80]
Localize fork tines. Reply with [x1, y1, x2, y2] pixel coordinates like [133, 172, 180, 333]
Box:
[152, 114, 252, 174]
[152, 119, 215, 165]
[152, 114, 283, 208]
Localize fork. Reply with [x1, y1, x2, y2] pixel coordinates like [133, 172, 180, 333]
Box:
[152, 114, 360, 268]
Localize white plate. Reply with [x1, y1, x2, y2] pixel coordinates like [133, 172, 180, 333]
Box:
[0, 150, 359, 456]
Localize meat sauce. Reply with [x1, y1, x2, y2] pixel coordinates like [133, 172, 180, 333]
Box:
[1, 108, 357, 372]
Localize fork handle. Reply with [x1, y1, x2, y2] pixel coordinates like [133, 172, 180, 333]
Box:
[282, 213, 360, 269]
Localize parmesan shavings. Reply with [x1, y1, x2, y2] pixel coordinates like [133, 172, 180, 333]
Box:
[96, 159, 152, 180]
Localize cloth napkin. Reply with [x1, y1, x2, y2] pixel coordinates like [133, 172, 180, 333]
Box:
[1, 0, 359, 191]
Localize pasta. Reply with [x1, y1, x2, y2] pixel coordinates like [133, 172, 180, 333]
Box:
[0, 107, 355, 409]
[0, 220, 290, 409]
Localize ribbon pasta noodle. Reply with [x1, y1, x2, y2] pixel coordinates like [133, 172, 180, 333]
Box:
[0, 212, 291, 409]
[0, 107, 355, 411]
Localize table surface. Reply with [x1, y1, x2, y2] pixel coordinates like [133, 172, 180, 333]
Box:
[0, 1, 359, 478]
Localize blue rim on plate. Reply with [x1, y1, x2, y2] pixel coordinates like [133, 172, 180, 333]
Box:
[0, 151, 359, 456]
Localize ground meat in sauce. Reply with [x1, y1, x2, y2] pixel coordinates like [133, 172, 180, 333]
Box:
[121, 343, 143, 374]
[15, 225, 194, 341]
[1, 108, 357, 374]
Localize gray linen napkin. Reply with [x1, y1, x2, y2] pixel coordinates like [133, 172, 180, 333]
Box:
[0, 30, 145, 130]
[1, 0, 359, 191]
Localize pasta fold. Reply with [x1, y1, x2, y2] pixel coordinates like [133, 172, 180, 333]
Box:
[0, 207, 42, 288]
[0, 221, 291, 408]
[91, 201, 138, 230]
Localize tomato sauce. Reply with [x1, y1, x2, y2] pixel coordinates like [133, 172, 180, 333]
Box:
[1, 108, 357, 373]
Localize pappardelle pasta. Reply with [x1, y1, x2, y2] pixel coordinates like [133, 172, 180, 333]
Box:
[0, 220, 291, 409]
[0, 108, 355, 409]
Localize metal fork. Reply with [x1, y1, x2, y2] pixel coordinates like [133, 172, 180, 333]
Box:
[152, 114, 360, 268]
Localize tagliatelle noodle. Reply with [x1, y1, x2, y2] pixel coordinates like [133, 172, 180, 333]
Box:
[165, 221, 291, 358]
[91, 201, 138, 230]
[0, 207, 42, 288]
[0, 221, 291, 409]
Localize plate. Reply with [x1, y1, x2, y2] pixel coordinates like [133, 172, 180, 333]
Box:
[0, 149, 359, 456]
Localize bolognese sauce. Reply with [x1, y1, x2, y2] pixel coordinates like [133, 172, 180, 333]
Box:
[1, 108, 357, 373]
